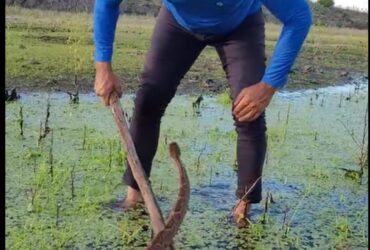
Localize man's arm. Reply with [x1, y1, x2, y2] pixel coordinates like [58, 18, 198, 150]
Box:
[94, 0, 122, 62]
[93, 0, 123, 106]
[233, 0, 312, 122]
[261, 0, 313, 89]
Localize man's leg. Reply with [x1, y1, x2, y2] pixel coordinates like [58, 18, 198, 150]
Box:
[122, 7, 206, 205]
[214, 10, 267, 216]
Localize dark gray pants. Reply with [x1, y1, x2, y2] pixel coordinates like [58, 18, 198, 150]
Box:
[124, 6, 267, 203]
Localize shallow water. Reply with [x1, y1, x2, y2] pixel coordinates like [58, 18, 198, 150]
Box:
[6, 77, 368, 249]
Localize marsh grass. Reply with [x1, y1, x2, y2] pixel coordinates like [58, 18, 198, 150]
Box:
[337, 102, 368, 181]
[5, 6, 368, 91]
[5, 40, 369, 250]
[18, 105, 24, 139]
[217, 89, 232, 106]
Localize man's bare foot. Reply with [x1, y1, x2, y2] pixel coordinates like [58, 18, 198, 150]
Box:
[119, 186, 144, 210]
[233, 199, 251, 228]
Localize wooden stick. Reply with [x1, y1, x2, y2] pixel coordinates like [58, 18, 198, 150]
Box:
[109, 94, 165, 236]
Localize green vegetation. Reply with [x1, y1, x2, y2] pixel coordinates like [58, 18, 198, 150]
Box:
[318, 0, 335, 8]
[5, 5, 369, 249]
[216, 89, 232, 106]
[6, 80, 368, 249]
[6, 0, 369, 29]
[5, 6, 368, 92]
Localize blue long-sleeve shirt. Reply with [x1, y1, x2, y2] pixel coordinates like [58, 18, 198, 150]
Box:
[94, 0, 312, 89]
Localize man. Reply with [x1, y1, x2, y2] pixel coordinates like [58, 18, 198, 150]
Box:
[94, 0, 312, 224]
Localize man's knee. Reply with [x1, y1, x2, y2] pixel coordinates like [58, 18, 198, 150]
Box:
[133, 80, 176, 121]
[234, 112, 267, 140]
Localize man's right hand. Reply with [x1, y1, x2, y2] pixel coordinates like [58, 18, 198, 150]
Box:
[94, 62, 123, 106]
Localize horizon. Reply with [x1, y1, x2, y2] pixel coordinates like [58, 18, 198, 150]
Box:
[311, 0, 368, 12]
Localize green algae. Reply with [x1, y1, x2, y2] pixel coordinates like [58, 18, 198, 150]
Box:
[6, 79, 368, 249]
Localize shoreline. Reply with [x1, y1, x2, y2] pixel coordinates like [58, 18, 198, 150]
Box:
[5, 72, 368, 96]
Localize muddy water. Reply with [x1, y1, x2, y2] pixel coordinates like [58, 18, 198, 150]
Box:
[6, 77, 368, 249]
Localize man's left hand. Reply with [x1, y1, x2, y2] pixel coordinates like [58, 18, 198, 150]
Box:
[233, 82, 276, 122]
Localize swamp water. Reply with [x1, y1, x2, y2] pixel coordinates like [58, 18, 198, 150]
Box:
[6, 78, 368, 249]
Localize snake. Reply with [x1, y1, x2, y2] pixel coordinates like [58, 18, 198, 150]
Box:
[147, 142, 190, 250]
[110, 97, 190, 250]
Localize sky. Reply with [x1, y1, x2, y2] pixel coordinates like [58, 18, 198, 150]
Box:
[311, 0, 368, 11]
[335, 0, 368, 11]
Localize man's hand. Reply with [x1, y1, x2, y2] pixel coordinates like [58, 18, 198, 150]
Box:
[233, 82, 276, 122]
[94, 62, 123, 106]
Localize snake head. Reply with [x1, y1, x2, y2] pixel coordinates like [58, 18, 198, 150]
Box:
[169, 142, 181, 158]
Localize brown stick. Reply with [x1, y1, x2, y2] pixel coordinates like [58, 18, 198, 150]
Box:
[109, 94, 165, 236]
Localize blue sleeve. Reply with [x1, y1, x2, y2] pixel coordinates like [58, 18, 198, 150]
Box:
[261, 0, 312, 89]
[93, 0, 122, 62]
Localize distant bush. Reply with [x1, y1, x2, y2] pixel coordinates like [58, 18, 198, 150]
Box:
[318, 0, 334, 8]
[6, 0, 368, 30]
